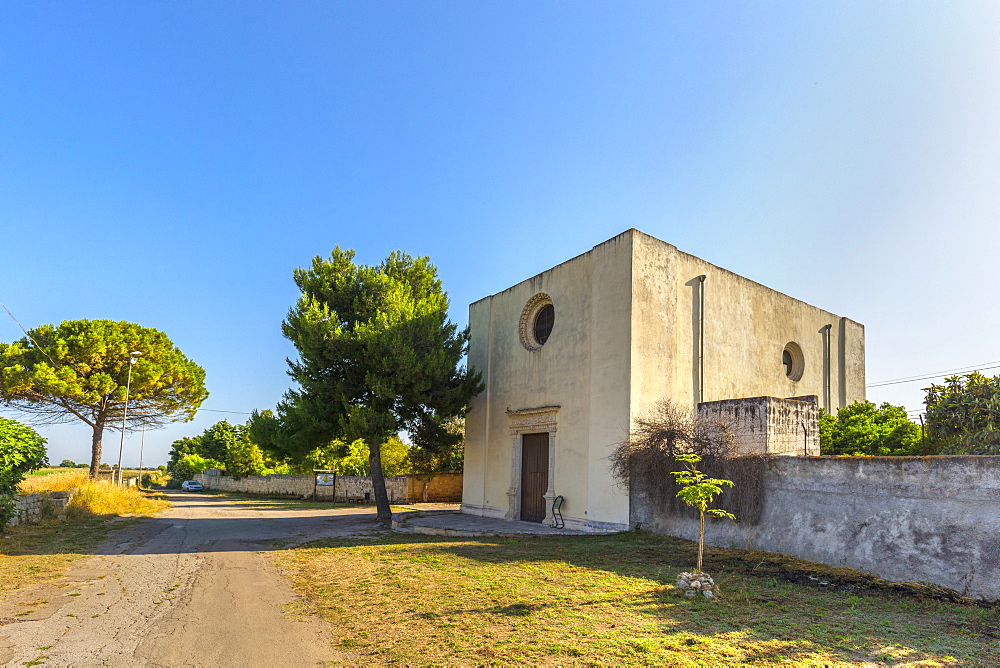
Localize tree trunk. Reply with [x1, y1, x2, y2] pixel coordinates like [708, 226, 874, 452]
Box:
[696, 510, 706, 573]
[368, 439, 392, 521]
[90, 422, 105, 479]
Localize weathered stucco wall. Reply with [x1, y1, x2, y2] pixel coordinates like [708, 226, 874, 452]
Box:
[631, 456, 1000, 601]
[698, 396, 820, 456]
[463, 231, 633, 531]
[465, 229, 866, 533]
[630, 230, 865, 418]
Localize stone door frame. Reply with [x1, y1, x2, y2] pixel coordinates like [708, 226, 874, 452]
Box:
[505, 406, 558, 524]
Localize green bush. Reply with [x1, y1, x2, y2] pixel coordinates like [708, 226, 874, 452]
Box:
[167, 454, 224, 487]
[925, 372, 1000, 454]
[0, 417, 48, 528]
[820, 402, 923, 456]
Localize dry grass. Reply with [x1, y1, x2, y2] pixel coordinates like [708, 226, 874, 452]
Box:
[273, 530, 1000, 666]
[18, 472, 168, 517]
[18, 471, 91, 494]
[67, 482, 168, 517]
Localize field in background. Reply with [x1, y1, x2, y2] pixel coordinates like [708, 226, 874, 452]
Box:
[18, 470, 92, 494]
[24, 467, 150, 478]
[274, 530, 1000, 666]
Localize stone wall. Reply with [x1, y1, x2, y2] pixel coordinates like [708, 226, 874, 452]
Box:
[193, 472, 460, 503]
[4, 491, 73, 528]
[406, 473, 463, 502]
[631, 455, 1000, 601]
[698, 395, 819, 456]
[195, 473, 315, 498]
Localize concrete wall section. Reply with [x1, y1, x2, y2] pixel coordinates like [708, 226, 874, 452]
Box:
[698, 396, 819, 456]
[764, 397, 819, 456]
[195, 473, 314, 498]
[632, 456, 1000, 601]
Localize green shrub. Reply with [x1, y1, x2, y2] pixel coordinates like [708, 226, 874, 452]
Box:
[925, 372, 1000, 454]
[0, 417, 48, 528]
[820, 402, 923, 456]
[167, 454, 224, 487]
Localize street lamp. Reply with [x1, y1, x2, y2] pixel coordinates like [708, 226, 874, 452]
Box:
[115, 351, 142, 485]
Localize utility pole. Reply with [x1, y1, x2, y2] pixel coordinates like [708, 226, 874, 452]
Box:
[115, 351, 142, 485]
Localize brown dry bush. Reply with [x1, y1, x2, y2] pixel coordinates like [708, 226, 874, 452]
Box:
[609, 399, 772, 525]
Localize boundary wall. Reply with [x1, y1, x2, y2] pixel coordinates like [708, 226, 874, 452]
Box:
[5, 490, 73, 528]
[194, 472, 462, 503]
[631, 456, 1000, 601]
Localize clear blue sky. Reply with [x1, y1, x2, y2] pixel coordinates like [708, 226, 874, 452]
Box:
[2, 2, 999, 466]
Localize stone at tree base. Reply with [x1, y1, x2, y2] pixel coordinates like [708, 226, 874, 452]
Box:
[670, 571, 721, 600]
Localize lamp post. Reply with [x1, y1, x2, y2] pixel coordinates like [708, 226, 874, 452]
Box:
[115, 351, 142, 485]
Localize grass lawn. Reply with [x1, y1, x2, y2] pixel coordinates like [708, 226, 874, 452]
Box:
[273, 530, 1000, 666]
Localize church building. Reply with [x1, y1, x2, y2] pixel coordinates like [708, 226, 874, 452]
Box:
[461, 229, 866, 532]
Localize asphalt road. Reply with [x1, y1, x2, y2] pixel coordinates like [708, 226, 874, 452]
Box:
[0, 491, 377, 666]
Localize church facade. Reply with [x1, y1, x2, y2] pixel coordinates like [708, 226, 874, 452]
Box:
[461, 229, 866, 532]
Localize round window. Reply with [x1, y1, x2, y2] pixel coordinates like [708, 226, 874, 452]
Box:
[533, 304, 555, 345]
[782, 342, 804, 381]
[519, 294, 555, 351]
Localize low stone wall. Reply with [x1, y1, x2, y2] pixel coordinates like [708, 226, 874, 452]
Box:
[405, 473, 463, 502]
[195, 473, 315, 498]
[631, 455, 1000, 601]
[194, 472, 417, 503]
[5, 491, 73, 528]
[334, 475, 408, 503]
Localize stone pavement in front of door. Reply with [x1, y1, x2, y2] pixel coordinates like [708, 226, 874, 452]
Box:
[391, 509, 618, 537]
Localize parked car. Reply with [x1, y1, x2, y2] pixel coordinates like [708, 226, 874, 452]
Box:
[181, 480, 203, 492]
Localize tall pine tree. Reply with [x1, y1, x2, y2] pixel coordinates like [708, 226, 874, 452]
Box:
[281, 247, 482, 520]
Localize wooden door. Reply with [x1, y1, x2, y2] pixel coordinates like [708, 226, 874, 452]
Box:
[520, 433, 549, 523]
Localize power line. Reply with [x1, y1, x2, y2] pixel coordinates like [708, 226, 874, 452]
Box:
[200, 408, 253, 415]
[0, 300, 62, 369]
[867, 361, 1000, 388]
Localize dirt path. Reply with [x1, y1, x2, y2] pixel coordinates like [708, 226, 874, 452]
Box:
[0, 492, 376, 666]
